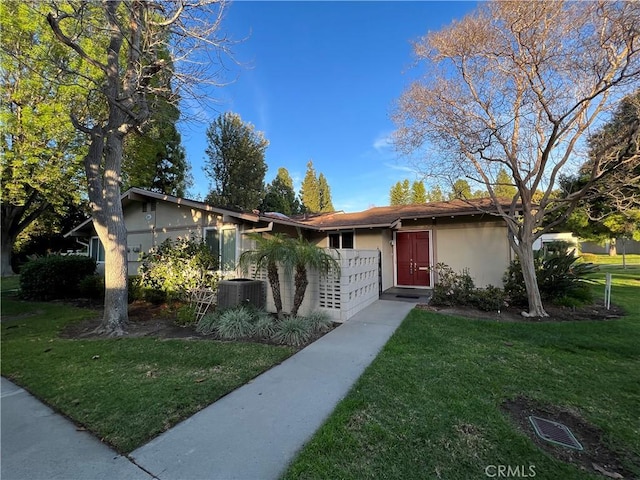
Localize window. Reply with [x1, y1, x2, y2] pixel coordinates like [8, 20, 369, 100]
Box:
[205, 227, 237, 271]
[90, 237, 105, 263]
[328, 231, 354, 249]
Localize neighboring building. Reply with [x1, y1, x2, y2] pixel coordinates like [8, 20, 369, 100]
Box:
[66, 188, 516, 321]
[532, 232, 580, 254]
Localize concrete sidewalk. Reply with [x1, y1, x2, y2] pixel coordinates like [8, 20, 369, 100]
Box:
[0, 378, 152, 480]
[2, 299, 414, 480]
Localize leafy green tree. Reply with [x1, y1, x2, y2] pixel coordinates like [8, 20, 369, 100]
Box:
[317, 173, 335, 212]
[261, 167, 301, 215]
[46, 0, 229, 335]
[122, 99, 190, 197]
[300, 160, 320, 213]
[204, 112, 268, 210]
[426, 185, 445, 203]
[389, 179, 411, 205]
[493, 168, 517, 199]
[448, 179, 472, 200]
[563, 90, 640, 258]
[410, 181, 427, 204]
[0, 1, 85, 276]
[395, 1, 640, 316]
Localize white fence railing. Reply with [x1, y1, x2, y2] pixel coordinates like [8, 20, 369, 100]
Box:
[248, 249, 380, 322]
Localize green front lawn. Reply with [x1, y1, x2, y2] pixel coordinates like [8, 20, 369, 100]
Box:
[581, 253, 640, 265]
[1, 291, 294, 453]
[284, 267, 640, 479]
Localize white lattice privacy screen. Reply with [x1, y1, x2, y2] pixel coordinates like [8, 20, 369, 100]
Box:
[248, 249, 380, 322]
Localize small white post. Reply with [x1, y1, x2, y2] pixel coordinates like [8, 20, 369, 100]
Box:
[604, 273, 612, 310]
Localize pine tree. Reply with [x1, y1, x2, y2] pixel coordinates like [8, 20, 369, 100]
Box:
[493, 168, 517, 199]
[410, 181, 427, 204]
[204, 112, 268, 210]
[318, 173, 335, 212]
[426, 185, 445, 203]
[261, 167, 301, 215]
[390, 179, 411, 205]
[300, 160, 320, 213]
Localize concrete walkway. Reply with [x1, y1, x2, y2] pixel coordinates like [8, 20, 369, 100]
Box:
[2, 299, 415, 480]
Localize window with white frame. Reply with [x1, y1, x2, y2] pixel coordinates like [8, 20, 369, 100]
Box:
[328, 231, 354, 249]
[204, 226, 237, 271]
[90, 237, 105, 263]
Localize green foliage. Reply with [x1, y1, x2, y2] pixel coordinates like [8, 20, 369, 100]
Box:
[390, 179, 411, 205]
[175, 304, 198, 326]
[300, 160, 334, 213]
[254, 312, 278, 338]
[78, 274, 104, 300]
[472, 285, 506, 312]
[410, 180, 427, 203]
[216, 306, 256, 339]
[317, 173, 335, 212]
[305, 311, 333, 333]
[20, 255, 96, 300]
[204, 112, 268, 210]
[122, 97, 190, 197]
[430, 263, 476, 307]
[493, 167, 517, 199]
[0, 1, 87, 275]
[426, 184, 445, 203]
[128, 276, 143, 302]
[503, 249, 599, 306]
[274, 316, 312, 346]
[195, 311, 222, 335]
[261, 167, 301, 215]
[139, 237, 220, 301]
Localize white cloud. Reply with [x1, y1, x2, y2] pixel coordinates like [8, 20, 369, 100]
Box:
[372, 133, 393, 152]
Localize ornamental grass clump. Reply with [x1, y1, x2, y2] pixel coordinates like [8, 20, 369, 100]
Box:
[273, 316, 312, 346]
[216, 306, 255, 340]
[196, 311, 221, 335]
[254, 312, 277, 338]
[305, 311, 333, 334]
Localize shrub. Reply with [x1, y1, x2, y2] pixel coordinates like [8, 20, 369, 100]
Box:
[503, 249, 599, 306]
[305, 311, 333, 333]
[216, 306, 255, 340]
[254, 312, 277, 338]
[138, 237, 220, 301]
[78, 274, 104, 300]
[142, 287, 167, 305]
[128, 276, 143, 302]
[196, 311, 222, 335]
[273, 316, 312, 346]
[20, 255, 96, 300]
[430, 263, 476, 307]
[472, 285, 506, 312]
[175, 304, 197, 326]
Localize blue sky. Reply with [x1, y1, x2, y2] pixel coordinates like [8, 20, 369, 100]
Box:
[179, 1, 478, 212]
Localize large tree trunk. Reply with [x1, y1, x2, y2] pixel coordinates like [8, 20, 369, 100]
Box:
[1, 230, 16, 277]
[517, 244, 548, 318]
[85, 125, 129, 336]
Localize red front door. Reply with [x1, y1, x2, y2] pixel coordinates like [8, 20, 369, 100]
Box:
[396, 231, 431, 286]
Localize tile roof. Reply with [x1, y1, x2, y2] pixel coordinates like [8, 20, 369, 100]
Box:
[292, 198, 512, 230]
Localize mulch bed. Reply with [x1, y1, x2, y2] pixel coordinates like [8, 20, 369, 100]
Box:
[502, 396, 639, 479]
[415, 302, 625, 323]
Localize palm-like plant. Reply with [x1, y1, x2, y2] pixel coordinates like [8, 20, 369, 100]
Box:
[238, 233, 295, 318]
[290, 237, 340, 317]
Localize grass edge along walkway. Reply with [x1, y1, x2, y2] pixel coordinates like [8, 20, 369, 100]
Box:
[1, 294, 295, 454]
[283, 267, 640, 480]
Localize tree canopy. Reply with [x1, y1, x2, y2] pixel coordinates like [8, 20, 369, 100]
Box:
[46, 0, 229, 335]
[261, 167, 301, 215]
[204, 112, 268, 211]
[395, 0, 640, 317]
[300, 160, 335, 213]
[0, 1, 86, 276]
